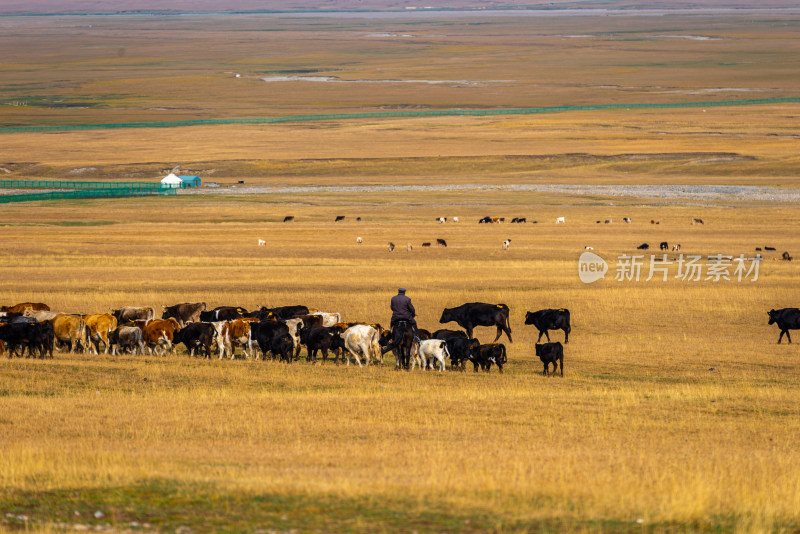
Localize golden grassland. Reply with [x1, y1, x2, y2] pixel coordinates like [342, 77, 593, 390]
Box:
[1, 192, 799, 532]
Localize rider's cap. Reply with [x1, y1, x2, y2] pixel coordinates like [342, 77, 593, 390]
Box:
[398, 287, 406, 293]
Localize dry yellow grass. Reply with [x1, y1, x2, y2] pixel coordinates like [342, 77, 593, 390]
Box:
[1, 193, 799, 532]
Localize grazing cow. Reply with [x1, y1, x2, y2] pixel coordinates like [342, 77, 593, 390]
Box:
[311, 311, 342, 327]
[411, 339, 449, 371]
[556, 217, 565, 224]
[50, 314, 88, 353]
[257, 239, 266, 246]
[109, 326, 147, 356]
[199, 306, 247, 322]
[437, 217, 446, 223]
[256, 305, 310, 321]
[283, 216, 295, 222]
[436, 238, 447, 247]
[172, 322, 216, 357]
[478, 216, 492, 224]
[673, 244, 681, 251]
[82, 313, 118, 354]
[1, 302, 50, 314]
[452, 217, 459, 223]
[660, 242, 669, 251]
[637, 243, 650, 250]
[764, 246, 776, 251]
[535, 342, 564, 376]
[604, 219, 612, 224]
[623, 217, 631, 223]
[472, 343, 507, 373]
[432, 329, 467, 341]
[407, 244, 413, 252]
[422, 242, 431, 247]
[356, 237, 363, 245]
[502, 239, 511, 250]
[111, 306, 155, 324]
[161, 302, 207, 327]
[782, 252, 792, 261]
[651, 220, 656, 224]
[388, 242, 395, 252]
[439, 302, 512, 342]
[141, 318, 181, 356]
[767, 308, 800, 344]
[692, 218, 704, 225]
[491, 217, 505, 224]
[299, 325, 343, 364]
[23, 309, 59, 321]
[445, 336, 480, 371]
[220, 319, 251, 359]
[335, 215, 346, 222]
[525, 309, 571, 343]
[342, 324, 382, 366]
[252, 320, 292, 362]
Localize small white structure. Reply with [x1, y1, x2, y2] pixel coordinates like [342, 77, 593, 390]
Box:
[160, 173, 183, 188]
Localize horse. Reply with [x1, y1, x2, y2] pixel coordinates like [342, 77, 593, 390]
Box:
[384, 320, 415, 370]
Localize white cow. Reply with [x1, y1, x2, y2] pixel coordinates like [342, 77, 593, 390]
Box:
[411, 339, 449, 371]
[502, 239, 511, 250]
[556, 217, 565, 224]
[257, 239, 266, 246]
[342, 324, 382, 366]
[452, 217, 459, 223]
[356, 237, 363, 245]
[623, 217, 631, 223]
[311, 311, 341, 327]
[284, 318, 305, 359]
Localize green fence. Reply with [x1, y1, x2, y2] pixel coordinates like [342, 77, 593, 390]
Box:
[0, 188, 177, 204]
[1, 97, 798, 133]
[0, 180, 171, 190]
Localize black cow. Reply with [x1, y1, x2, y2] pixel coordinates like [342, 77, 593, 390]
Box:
[436, 239, 447, 247]
[439, 303, 512, 342]
[478, 216, 492, 224]
[637, 243, 650, 250]
[432, 329, 468, 341]
[335, 215, 345, 222]
[446, 337, 480, 371]
[283, 216, 295, 222]
[765, 246, 776, 251]
[0, 320, 53, 358]
[299, 325, 343, 364]
[767, 308, 800, 344]
[472, 343, 507, 373]
[660, 242, 668, 251]
[199, 306, 246, 322]
[417, 328, 431, 341]
[252, 320, 292, 361]
[172, 322, 216, 357]
[256, 305, 310, 321]
[269, 333, 295, 363]
[524, 309, 571, 343]
[535, 342, 563, 376]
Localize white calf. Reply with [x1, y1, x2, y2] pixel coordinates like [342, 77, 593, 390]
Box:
[343, 325, 382, 366]
[556, 217, 565, 224]
[411, 339, 449, 372]
[257, 239, 266, 246]
[452, 217, 459, 223]
[356, 237, 363, 245]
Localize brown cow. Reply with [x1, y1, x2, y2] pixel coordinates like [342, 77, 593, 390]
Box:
[82, 313, 118, 355]
[50, 314, 88, 353]
[2, 302, 50, 314]
[141, 318, 181, 356]
[220, 319, 251, 359]
[111, 306, 155, 324]
[161, 302, 207, 327]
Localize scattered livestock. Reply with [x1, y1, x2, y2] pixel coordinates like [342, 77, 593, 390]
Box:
[556, 217, 565, 224]
[660, 242, 668, 251]
[258, 239, 266, 246]
[356, 237, 363, 245]
[407, 244, 413, 252]
[604, 219, 612, 224]
[535, 342, 564, 376]
[673, 244, 681, 251]
[637, 243, 650, 250]
[692, 218, 704, 225]
[510, 218, 526, 223]
[439, 302, 512, 342]
[525, 309, 571, 344]
[584, 246, 594, 250]
[437, 217, 446, 223]
[452, 217, 459, 223]
[768, 308, 800, 344]
[422, 242, 431, 247]
[388, 242, 395, 252]
[283, 216, 295, 222]
[437, 239, 447, 247]
[502, 239, 511, 250]
[782, 252, 792, 261]
[335, 216, 346, 222]
[623, 217, 631, 223]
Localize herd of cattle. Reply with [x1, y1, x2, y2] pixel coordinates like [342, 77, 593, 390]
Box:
[1, 301, 797, 374]
[0, 301, 576, 375]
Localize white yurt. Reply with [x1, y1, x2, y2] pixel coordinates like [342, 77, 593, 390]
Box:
[160, 173, 183, 188]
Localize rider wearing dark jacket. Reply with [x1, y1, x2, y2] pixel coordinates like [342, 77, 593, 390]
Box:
[382, 288, 419, 354]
